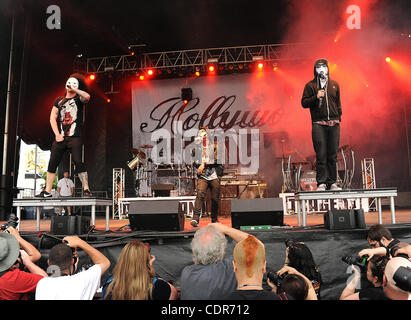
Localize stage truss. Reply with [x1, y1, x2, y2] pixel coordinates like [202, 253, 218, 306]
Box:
[113, 168, 125, 219]
[85, 42, 314, 75]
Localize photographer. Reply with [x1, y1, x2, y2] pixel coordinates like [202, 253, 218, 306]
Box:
[35, 235, 110, 300]
[0, 227, 47, 300]
[383, 257, 411, 300]
[359, 224, 409, 260]
[282, 240, 322, 298]
[269, 265, 318, 300]
[340, 255, 389, 300]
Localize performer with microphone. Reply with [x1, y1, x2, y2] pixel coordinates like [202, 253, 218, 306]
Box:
[190, 127, 223, 227]
[36, 74, 92, 198]
[301, 59, 342, 191]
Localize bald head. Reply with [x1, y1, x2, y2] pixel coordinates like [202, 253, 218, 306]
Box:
[233, 235, 266, 279]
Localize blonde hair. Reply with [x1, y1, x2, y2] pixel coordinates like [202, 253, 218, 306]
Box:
[105, 240, 155, 300]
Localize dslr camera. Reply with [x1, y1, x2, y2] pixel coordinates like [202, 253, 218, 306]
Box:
[284, 239, 296, 249]
[0, 213, 19, 231]
[341, 254, 369, 272]
[267, 271, 287, 288]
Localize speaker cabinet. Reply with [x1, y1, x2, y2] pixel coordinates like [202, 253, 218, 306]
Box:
[230, 198, 284, 229]
[128, 200, 184, 231]
[50, 216, 91, 235]
[354, 209, 366, 229]
[324, 210, 356, 230]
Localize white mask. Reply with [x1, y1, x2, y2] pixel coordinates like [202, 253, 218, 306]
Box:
[65, 77, 79, 90]
[315, 65, 328, 78]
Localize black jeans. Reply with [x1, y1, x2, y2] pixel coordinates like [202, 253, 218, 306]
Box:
[193, 178, 220, 223]
[312, 123, 340, 186]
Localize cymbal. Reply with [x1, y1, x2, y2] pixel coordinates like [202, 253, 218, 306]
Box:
[140, 144, 153, 149]
[131, 148, 146, 159]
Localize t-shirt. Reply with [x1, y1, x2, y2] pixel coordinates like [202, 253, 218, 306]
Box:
[57, 178, 74, 196]
[224, 289, 291, 300]
[180, 257, 237, 300]
[54, 95, 85, 137]
[359, 286, 389, 300]
[0, 269, 44, 300]
[35, 264, 101, 300]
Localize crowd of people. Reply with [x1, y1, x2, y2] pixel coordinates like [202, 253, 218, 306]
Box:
[0, 223, 410, 300]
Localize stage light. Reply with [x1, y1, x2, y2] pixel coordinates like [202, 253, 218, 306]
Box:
[139, 75, 145, 80]
[147, 69, 154, 76]
[195, 71, 200, 77]
[273, 66, 278, 71]
[208, 65, 215, 72]
[106, 98, 111, 103]
[89, 74, 96, 81]
[385, 57, 391, 63]
[257, 62, 264, 70]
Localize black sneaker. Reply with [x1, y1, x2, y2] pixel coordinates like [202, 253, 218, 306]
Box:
[83, 189, 93, 197]
[35, 191, 52, 198]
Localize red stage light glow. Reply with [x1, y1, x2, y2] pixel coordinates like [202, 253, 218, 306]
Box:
[106, 98, 111, 103]
[385, 57, 391, 63]
[257, 62, 264, 70]
[147, 69, 154, 76]
[208, 65, 215, 72]
[139, 75, 145, 80]
[89, 74, 96, 81]
[195, 71, 200, 77]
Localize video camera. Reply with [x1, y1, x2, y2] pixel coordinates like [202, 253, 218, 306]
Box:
[341, 255, 369, 273]
[0, 213, 19, 231]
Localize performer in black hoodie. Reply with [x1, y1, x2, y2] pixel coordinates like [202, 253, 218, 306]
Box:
[301, 59, 342, 191]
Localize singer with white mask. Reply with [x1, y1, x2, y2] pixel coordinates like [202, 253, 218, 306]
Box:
[36, 74, 92, 198]
[301, 59, 343, 191]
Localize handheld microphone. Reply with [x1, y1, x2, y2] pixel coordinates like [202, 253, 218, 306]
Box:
[318, 72, 326, 108]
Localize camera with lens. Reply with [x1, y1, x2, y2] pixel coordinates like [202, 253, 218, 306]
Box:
[393, 266, 411, 292]
[341, 254, 369, 272]
[267, 271, 287, 288]
[0, 213, 19, 231]
[285, 239, 296, 249]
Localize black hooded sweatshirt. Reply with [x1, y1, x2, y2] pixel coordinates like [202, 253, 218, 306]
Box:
[301, 59, 342, 122]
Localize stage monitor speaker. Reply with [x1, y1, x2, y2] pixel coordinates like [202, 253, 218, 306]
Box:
[51, 216, 91, 235]
[230, 198, 284, 229]
[354, 209, 366, 229]
[128, 200, 184, 231]
[324, 210, 356, 230]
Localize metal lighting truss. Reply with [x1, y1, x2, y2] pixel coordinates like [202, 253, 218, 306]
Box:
[86, 42, 312, 74]
[112, 168, 125, 219]
[361, 158, 377, 211]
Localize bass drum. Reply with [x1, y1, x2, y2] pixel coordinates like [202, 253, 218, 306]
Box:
[300, 170, 317, 191]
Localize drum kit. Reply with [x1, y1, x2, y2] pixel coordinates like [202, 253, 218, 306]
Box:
[127, 145, 197, 197]
[280, 145, 355, 192]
